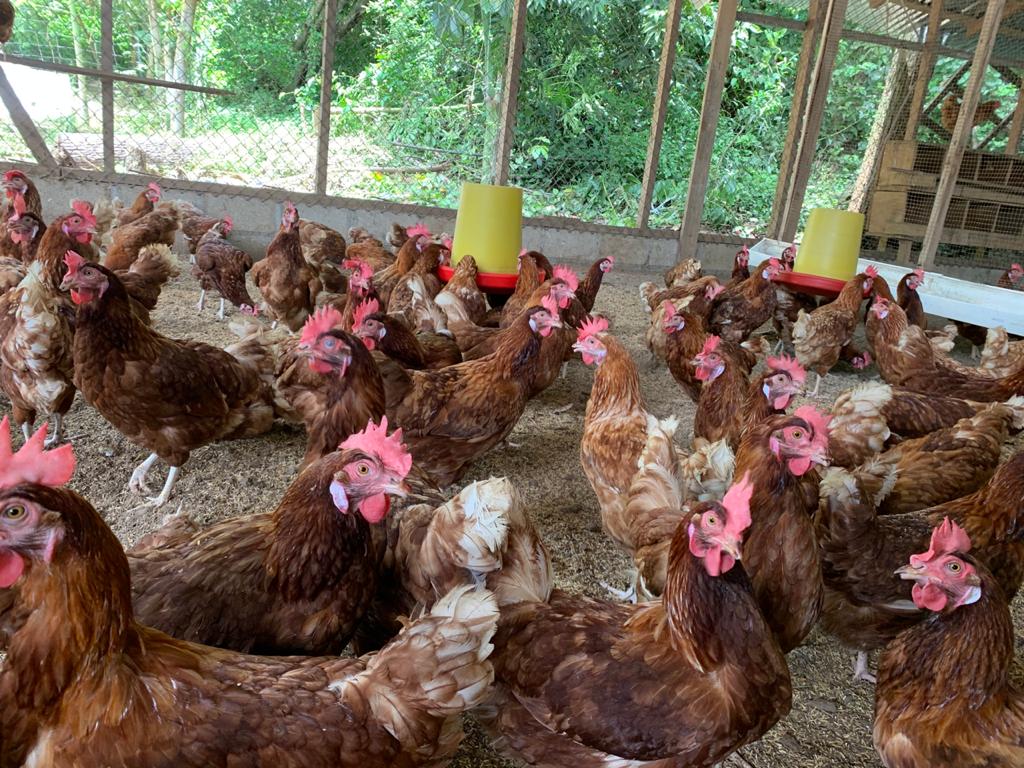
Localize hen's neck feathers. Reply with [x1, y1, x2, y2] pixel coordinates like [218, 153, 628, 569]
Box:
[266, 451, 372, 599]
[492, 311, 545, 378]
[378, 316, 427, 368]
[576, 258, 606, 312]
[35, 217, 80, 294]
[833, 277, 868, 312]
[879, 563, 1015, 713]
[267, 225, 304, 268]
[586, 334, 646, 419]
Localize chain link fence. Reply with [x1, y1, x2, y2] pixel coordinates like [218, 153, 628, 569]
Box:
[2, 0, 1024, 267]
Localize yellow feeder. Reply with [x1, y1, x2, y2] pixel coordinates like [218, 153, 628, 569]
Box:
[451, 182, 522, 274]
[794, 209, 864, 282]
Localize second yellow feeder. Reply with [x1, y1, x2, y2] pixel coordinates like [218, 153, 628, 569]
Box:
[451, 182, 523, 275]
[794, 208, 864, 282]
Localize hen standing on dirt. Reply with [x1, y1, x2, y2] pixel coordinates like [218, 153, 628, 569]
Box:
[62, 251, 276, 507]
[252, 201, 321, 331]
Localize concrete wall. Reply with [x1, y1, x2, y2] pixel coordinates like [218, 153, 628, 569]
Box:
[24, 167, 750, 275]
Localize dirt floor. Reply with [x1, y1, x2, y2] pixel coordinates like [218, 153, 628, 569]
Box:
[10, 259, 1024, 768]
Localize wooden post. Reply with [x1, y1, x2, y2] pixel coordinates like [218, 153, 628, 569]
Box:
[101, 0, 115, 173]
[314, 0, 339, 195]
[768, 0, 823, 239]
[1006, 76, 1024, 155]
[676, 0, 738, 259]
[0, 65, 57, 168]
[492, 0, 528, 186]
[919, 0, 1006, 268]
[903, 0, 944, 141]
[637, 0, 684, 230]
[777, 0, 849, 243]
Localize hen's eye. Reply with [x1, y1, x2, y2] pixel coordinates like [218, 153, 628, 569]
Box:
[791, 429, 803, 439]
[706, 515, 717, 526]
[324, 338, 336, 348]
[3, 505, 26, 521]
[357, 463, 370, 476]
[947, 561, 962, 573]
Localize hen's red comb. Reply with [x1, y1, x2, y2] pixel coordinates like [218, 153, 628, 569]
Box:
[146, 182, 162, 196]
[519, 247, 528, 258]
[1012, 263, 1023, 272]
[340, 416, 412, 477]
[871, 293, 889, 308]
[602, 254, 615, 268]
[222, 214, 233, 229]
[352, 297, 380, 329]
[721, 471, 753, 538]
[3, 170, 26, 182]
[865, 265, 879, 278]
[577, 314, 608, 342]
[71, 200, 97, 228]
[911, 517, 972, 567]
[912, 268, 925, 280]
[343, 258, 374, 279]
[552, 265, 579, 292]
[699, 335, 721, 356]
[766, 354, 806, 385]
[406, 223, 430, 238]
[794, 404, 831, 446]
[0, 417, 76, 489]
[541, 293, 559, 318]
[299, 305, 343, 347]
[64, 250, 85, 277]
[442, 237, 453, 251]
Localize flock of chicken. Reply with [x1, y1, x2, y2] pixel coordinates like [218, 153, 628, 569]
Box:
[0, 167, 1022, 767]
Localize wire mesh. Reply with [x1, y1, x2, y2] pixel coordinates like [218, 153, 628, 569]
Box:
[507, 0, 661, 226]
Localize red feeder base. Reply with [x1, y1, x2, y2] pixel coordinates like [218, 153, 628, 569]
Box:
[772, 270, 847, 298]
[437, 264, 545, 294]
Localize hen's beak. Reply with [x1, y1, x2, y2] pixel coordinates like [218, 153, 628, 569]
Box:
[387, 480, 411, 498]
[894, 563, 924, 581]
[720, 537, 742, 562]
[809, 447, 830, 467]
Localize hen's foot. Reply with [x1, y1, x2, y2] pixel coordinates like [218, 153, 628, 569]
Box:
[552, 403, 574, 414]
[43, 413, 65, 448]
[196, 289, 206, 313]
[145, 466, 180, 508]
[853, 650, 876, 684]
[128, 452, 160, 496]
[600, 581, 637, 604]
[216, 297, 226, 321]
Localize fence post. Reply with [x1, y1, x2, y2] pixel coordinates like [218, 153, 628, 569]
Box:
[768, 0, 823, 239]
[776, 0, 848, 243]
[677, 0, 738, 261]
[902, 0, 944, 141]
[492, 0, 528, 186]
[919, 0, 1006, 268]
[101, 0, 115, 173]
[636, 0, 684, 230]
[315, 0, 339, 196]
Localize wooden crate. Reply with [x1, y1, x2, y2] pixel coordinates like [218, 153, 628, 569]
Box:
[868, 140, 1024, 249]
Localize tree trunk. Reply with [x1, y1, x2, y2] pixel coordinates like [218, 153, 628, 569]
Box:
[289, 0, 327, 91]
[849, 50, 914, 214]
[68, 4, 91, 128]
[168, 0, 201, 136]
[145, 0, 165, 78]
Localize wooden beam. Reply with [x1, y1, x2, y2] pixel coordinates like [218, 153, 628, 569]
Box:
[676, 0, 738, 258]
[923, 61, 971, 117]
[919, 0, 1006, 268]
[1, 54, 233, 96]
[978, 111, 1013, 150]
[0, 65, 57, 167]
[637, 0, 684, 229]
[769, 0, 826, 238]
[492, 0, 527, 186]
[903, 0, 944, 141]
[735, 10, 806, 32]
[778, 0, 850, 242]
[100, 0, 115, 173]
[1007, 75, 1024, 154]
[315, 0, 339, 195]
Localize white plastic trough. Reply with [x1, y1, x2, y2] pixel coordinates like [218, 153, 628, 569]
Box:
[748, 238, 1024, 336]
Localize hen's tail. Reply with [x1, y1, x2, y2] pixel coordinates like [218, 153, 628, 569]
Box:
[217, 317, 278, 438]
[333, 585, 498, 748]
[122, 244, 180, 309]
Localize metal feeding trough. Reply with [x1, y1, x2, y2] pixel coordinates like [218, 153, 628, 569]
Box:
[750, 238, 1024, 335]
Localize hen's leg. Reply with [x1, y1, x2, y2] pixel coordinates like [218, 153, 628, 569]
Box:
[189, 253, 196, 266]
[773, 339, 785, 355]
[216, 297, 225, 321]
[810, 372, 823, 397]
[853, 650, 876, 684]
[128, 452, 160, 495]
[44, 413, 64, 447]
[146, 466, 180, 508]
[971, 344, 980, 360]
[20, 422, 30, 443]
[600, 580, 637, 604]
[196, 289, 206, 313]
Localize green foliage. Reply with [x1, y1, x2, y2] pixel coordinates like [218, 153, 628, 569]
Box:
[2, 0, 903, 234]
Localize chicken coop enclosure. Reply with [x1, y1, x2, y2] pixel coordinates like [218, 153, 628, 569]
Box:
[1, 0, 1023, 273]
